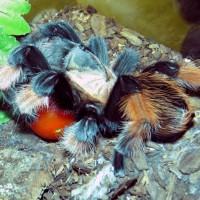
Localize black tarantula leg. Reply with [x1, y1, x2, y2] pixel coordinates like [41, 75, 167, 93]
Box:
[141, 61, 180, 77]
[100, 75, 141, 175]
[87, 36, 109, 66]
[0, 44, 50, 90]
[31, 70, 77, 111]
[102, 75, 141, 133]
[142, 60, 200, 92]
[8, 44, 50, 72]
[60, 102, 102, 156]
[14, 70, 77, 119]
[113, 150, 125, 175]
[112, 48, 140, 76]
[39, 21, 82, 44]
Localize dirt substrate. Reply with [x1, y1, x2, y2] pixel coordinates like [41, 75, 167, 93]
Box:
[0, 5, 200, 200]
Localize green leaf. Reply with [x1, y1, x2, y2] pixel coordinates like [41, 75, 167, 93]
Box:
[0, 12, 31, 35]
[0, 49, 8, 65]
[0, 0, 31, 15]
[0, 33, 19, 65]
[0, 110, 11, 124]
[0, 34, 19, 52]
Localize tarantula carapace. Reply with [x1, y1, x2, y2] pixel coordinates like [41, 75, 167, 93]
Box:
[0, 21, 200, 175]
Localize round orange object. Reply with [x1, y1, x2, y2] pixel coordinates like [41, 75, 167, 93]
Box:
[30, 106, 75, 140]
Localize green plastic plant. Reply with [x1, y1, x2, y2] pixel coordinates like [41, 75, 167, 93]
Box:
[0, 0, 31, 64]
[0, 0, 31, 123]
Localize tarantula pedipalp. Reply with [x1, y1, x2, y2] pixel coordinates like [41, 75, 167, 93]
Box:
[0, 21, 200, 175]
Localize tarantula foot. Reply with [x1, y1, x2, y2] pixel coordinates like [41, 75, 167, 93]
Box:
[87, 36, 109, 65]
[113, 150, 125, 176]
[142, 61, 180, 77]
[113, 48, 140, 76]
[39, 21, 82, 44]
[60, 103, 102, 156]
[60, 117, 99, 157]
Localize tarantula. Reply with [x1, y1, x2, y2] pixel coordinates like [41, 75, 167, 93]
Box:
[0, 21, 200, 175]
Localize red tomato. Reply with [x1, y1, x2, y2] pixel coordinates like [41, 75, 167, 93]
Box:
[30, 106, 75, 140]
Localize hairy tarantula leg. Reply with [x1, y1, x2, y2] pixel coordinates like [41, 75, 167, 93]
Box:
[104, 75, 141, 122]
[8, 44, 50, 72]
[113, 72, 194, 174]
[141, 61, 179, 77]
[0, 45, 50, 90]
[87, 36, 109, 66]
[15, 85, 49, 117]
[0, 65, 21, 90]
[113, 150, 125, 175]
[112, 48, 140, 76]
[114, 120, 152, 175]
[142, 61, 200, 91]
[174, 64, 200, 91]
[60, 103, 101, 156]
[1, 86, 16, 105]
[100, 75, 142, 174]
[39, 21, 82, 44]
[31, 70, 76, 110]
[99, 75, 141, 137]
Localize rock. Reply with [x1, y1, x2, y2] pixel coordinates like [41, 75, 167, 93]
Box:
[171, 180, 188, 200]
[75, 22, 85, 32]
[71, 165, 116, 199]
[0, 121, 64, 200]
[169, 165, 182, 179]
[189, 170, 200, 184]
[182, 194, 199, 200]
[120, 28, 142, 46]
[132, 151, 148, 170]
[148, 44, 159, 49]
[153, 50, 162, 59]
[178, 148, 200, 174]
[146, 141, 162, 151]
[146, 180, 167, 200]
[90, 14, 107, 36]
[32, 9, 58, 24]
[166, 175, 188, 200]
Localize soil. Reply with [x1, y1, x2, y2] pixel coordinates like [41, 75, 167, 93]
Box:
[0, 5, 199, 200]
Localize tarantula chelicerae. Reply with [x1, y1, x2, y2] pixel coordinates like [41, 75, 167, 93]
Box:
[0, 21, 200, 175]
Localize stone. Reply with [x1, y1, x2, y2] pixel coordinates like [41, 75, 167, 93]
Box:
[169, 165, 182, 179]
[146, 180, 167, 200]
[132, 151, 148, 170]
[120, 28, 142, 46]
[189, 170, 200, 184]
[178, 148, 200, 174]
[90, 14, 107, 36]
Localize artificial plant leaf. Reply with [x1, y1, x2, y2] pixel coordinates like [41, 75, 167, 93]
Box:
[0, 12, 31, 35]
[0, 110, 11, 124]
[0, 34, 19, 52]
[0, 31, 20, 65]
[0, 0, 31, 15]
[0, 50, 8, 65]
